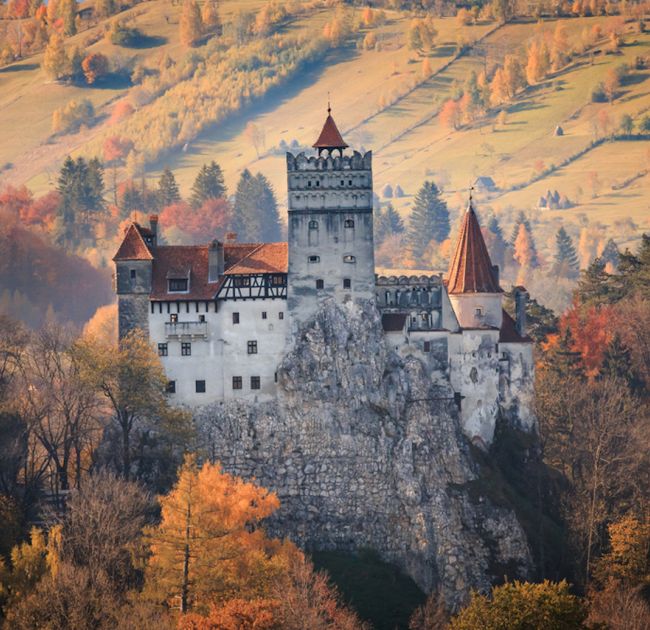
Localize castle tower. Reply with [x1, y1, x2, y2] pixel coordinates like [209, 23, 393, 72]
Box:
[113, 220, 156, 338]
[446, 199, 503, 329]
[286, 108, 375, 327]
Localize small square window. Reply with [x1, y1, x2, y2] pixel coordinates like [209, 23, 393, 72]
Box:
[424, 341, 431, 353]
[344, 219, 354, 228]
[247, 340, 258, 354]
[158, 343, 168, 356]
[233, 312, 240, 324]
[308, 255, 320, 263]
[181, 342, 191, 356]
[251, 376, 260, 390]
[165, 380, 176, 394]
[475, 308, 483, 317]
[316, 279, 324, 290]
[232, 376, 242, 390]
[309, 220, 318, 229]
[170, 314, 178, 323]
[279, 312, 284, 320]
[262, 312, 267, 320]
[343, 278, 351, 289]
[199, 314, 205, 322]
[130, 269, 136, 279]
[343, 255, 356, 263]
[195, 380, 206, 393]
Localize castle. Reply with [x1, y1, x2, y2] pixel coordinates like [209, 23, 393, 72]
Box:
[114, 109, 535, 446]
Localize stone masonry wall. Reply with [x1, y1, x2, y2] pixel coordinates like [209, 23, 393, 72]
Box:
[195, 299, 532, 606]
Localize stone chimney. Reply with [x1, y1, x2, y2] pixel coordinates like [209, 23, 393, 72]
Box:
[514, 287, 529, 337]
[149, 215, 158, 247]
[208, 240, 224, 282]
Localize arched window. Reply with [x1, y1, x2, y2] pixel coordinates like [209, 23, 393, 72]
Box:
[344, 219, 355, 228]
[308, 220, 318, 230]
[343, 255, 356, 263]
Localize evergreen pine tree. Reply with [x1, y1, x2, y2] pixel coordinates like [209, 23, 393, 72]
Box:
[485, 215, 507, 270]
[231, 170, 281, 242]
[55, 156, 78, 248]
[190, 161, 225, 209]
[406, 181, 449, 261]
[554, 227, 579, 277]
[576, 258, 620, 307]
[509, 211, 532, 245]
[600, 334, 642, 393]
[158, 168, 181, 208]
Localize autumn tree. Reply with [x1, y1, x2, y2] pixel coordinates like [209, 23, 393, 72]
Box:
[513, 221, 538, 268]
[144, 456, 297, 613]
[77, 330, 192, 486]
[490, 67, 509, 105]
[526, 39, 550, 84]
[82, 52, 109, 85]
[439, 98, 461, 129]
[160, 198, 231, 243]
[201, 0, 220, 34]
[551, 21, 571, 70]
[603, 67, 620, 103]
[554, 226, 580, 278]
[180, 0, 203, 47]
[42, 33, 68, 80]
[60, 0, 76, 37]
[503, 54, 527, 98]
[448, 580, 588, 629]
[406, 181, 450, 262]
[190, 161, 226, 209]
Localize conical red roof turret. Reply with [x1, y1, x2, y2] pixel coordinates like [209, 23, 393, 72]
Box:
[446, 200, 501, 294]
[313, 105, 348, 152]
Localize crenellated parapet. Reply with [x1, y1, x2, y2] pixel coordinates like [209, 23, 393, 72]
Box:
[286, 151, 372, 173]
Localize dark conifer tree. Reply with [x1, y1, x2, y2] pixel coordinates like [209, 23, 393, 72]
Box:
[576, 258, 620, 307]
[600, 334, 642, 394]
[157, 168, 181, 208]
[406, 181, 449, 261]
[190, 161, 226, 209]
[554, 227, 579, 278]
[599, 238, 619, 269]
[485, 215, 507, 270]
[509, 211, 532, 245]
[232, 170, 281, 242]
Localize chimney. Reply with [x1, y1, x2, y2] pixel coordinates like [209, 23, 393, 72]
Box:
[149, 215, 158, 247]
[225, 231, 237, 243]
[514, 287, 528, 337]
[492, 264, 499, 287]
[208, 240, 224, 282]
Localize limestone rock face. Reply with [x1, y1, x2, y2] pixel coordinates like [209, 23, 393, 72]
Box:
[196, 299, 532, 605]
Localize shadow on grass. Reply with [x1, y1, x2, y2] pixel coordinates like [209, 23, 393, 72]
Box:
[508, 99, 547, 114]
[122, 34, 168, 49]
[88, 73, 132, 90]
[0, 62, 39, 73]
[432, 44, 456, 57]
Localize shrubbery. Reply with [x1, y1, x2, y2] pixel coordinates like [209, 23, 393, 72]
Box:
[52, 99, 95, 134]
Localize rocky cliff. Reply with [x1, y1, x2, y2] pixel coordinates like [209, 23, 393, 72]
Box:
[196, 299, 532, 605]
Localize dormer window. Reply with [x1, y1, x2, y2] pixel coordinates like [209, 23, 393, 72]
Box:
[169, 278, 188, 292]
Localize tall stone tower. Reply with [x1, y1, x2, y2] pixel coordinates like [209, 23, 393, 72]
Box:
[286, 108, 375, 329]
[113, 220, 156, 339]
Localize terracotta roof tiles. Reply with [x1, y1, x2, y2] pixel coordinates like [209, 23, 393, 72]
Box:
[113, 224, 154, 261]
[499, 309, 532, 343]
[313, 112, 348, 149]
[446, 203, 501, 294]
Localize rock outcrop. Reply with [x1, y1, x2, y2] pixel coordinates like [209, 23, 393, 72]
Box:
[196, 299, 532, 605]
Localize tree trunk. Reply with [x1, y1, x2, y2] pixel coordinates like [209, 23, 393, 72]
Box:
[181, 500, 191, 613]
[121, 412, 130, 481]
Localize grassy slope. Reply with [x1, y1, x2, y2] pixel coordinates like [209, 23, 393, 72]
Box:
[1, 8, 648, 243]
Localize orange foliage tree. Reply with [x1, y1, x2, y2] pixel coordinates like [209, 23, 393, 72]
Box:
[144, 456, 299, 613]
[108, 100, 135, 125]
[439, 99, 461, 130]
[159, 198, 231, 243]
[81, 53, 109, 85]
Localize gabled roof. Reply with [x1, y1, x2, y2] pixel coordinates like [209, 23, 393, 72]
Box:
[313, 109, 348, 150]
[149, 242, 289, 301]
[113, 224, 154, 261]
[446, 202, 501, 294]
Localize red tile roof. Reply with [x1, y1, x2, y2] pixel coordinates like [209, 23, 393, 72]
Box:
[113, 224, 154, 261]
[149, 242, 288, 301]
[446, 203, 501, 294]
[499, 310, 532, 343]
[225, 242, 288, 275]
[313, 111, 348, 149]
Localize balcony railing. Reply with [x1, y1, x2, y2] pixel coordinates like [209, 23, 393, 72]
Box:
[165, 321, 208, 340]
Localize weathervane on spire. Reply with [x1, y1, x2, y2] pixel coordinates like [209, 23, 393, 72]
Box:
[327, 91, 331, 115]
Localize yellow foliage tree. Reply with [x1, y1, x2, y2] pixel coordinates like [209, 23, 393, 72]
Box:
[503, 53, 526, 98]
[42, 33, 68, 80]
[526, 39, 550, 84]
[180, 0, 203, 47]
[595, 516, 650, 585]
[144, 456, 299, 613]
[490, 67, 508, 105]
[201, 0, 220, 33]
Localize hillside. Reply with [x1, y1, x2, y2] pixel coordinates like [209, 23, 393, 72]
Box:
[1, 1, 649, 313]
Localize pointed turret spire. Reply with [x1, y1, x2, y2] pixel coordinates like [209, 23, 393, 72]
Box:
[313, 102, 348, 155]
[446, 197, 501, 294]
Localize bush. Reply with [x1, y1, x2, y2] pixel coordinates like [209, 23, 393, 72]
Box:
[640, 115, 650, 132]
[382, 184, 393, 198]
[108, 21, 142, 47]
[52, 99, 95, 134]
